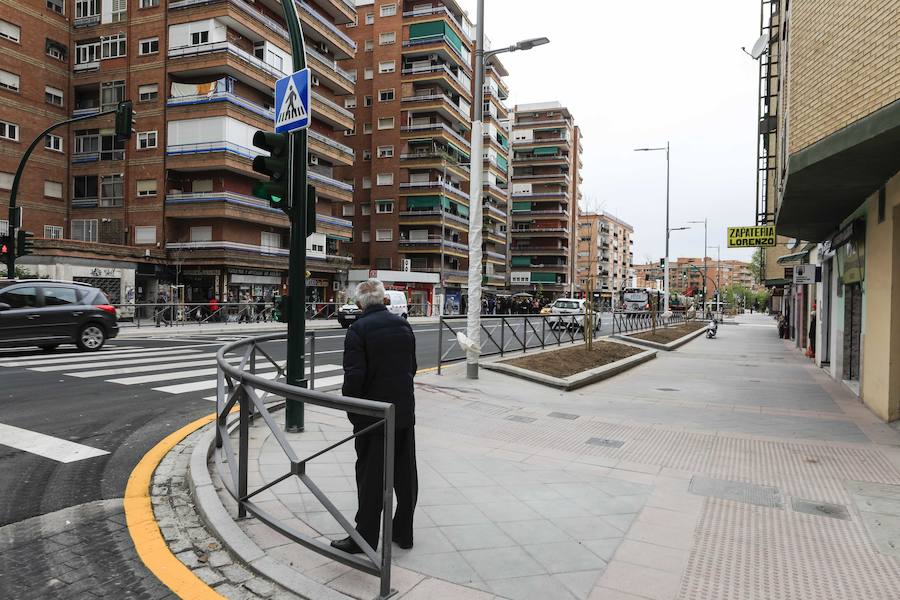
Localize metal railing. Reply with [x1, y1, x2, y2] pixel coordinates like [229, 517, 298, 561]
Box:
[611, 310, 690, 335]
[214, 332, 395, 599]
[436, 313, 601, 373]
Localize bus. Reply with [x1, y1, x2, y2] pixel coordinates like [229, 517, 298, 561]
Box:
[620, 287, 662, 314]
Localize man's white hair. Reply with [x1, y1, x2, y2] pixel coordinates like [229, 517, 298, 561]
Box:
[355, 278, 385, 309]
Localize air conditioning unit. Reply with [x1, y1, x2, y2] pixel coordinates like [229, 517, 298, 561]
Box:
[309, 155, 319, 165]
[311, 75, 320, 86]
[428, 54, 438, 61]
[316, 42, 328, 54]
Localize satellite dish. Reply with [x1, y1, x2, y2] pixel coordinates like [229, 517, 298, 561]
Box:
[749, 34, 769, 59]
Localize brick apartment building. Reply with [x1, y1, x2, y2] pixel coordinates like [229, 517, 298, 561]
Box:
[509, 101, 582, 299]
[337, 0, 511, 313]
[0, 0, 357, 306]
[575, 211, 633, 304]
[633, 257, 756, 299]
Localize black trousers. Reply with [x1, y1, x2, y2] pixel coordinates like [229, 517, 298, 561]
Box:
[353, 424, 417, 549]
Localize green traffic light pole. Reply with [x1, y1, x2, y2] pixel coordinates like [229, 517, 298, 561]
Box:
[4, 105, 125, 276]
[280, 0, 310, 432]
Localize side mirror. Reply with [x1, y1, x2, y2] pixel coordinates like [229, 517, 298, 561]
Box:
[0, 302, 10, 311]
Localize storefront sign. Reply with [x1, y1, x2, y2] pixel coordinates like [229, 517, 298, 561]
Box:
[727, 225, 776, 248]
[793, 264, 820, 284]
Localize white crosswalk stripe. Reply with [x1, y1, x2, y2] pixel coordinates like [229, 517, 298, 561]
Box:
[66, 356, 244, 378]
[31, 350, 207, 372]
[202, 371, 345, 401]
[0, 345, 212, 368]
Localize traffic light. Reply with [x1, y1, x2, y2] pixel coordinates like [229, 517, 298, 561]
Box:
[0, 234, 9, 258]
[274, 295, 288, 323]
[115, 100, 135, 142]
[306, 184, 316, 237]
[252, 131, 290, 213]
[16, 230, 33, 257]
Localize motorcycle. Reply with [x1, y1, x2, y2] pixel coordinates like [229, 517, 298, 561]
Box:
[706, 318, 718, 339]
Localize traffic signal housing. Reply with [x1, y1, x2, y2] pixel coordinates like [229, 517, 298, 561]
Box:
[306, 184, 317, 237]
[252, 131, 290, 213]
[0, 234, 9, 259]
[115, 100, 135, 142]
[16, 230, 33, 257]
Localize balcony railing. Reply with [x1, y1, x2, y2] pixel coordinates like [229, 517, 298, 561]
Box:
[399, 237, 468, 252]
[401, 123, 470, 149]
[308, 170, 354, 192]
[514, 135, 570, 145]
[401, 64, 470, 95]
[484, 204, 507, 219]
[402, 35, 468, 67]
[512, 191, 567, 198]
[485, 250, 506, 260]
[402, 6, 471, 42]
[166, 140, 262, 159]
[512, 227, 569, 234]
[511, 209, 571, 217]
[73, 61, 100, 73]
[72, 149, 125, 163]
[399, 181, 469, 201]
[167, 91, 275, 120]
[308, 129, 354, 157]
[312, 91, 354, 120]
[306, 46, 356, 86]
[168, 0, 289, 40]
[167, 240, 290, 257]
[168, 41, 286, 80]
[399, 210, 469, 226]
[297, 1, 357, 51]
[399, 151, 471, 168]
[74, 14, 101, 27]
[402, 93, 470, 121]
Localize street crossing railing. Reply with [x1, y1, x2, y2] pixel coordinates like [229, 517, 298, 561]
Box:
[436, 313, 601, 373]
[611, 310, 691, 335]
[214, 332, 396, 599]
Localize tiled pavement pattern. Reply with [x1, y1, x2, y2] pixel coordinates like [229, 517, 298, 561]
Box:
[178, 313, 900, 599]
[0, 499, 175, 600]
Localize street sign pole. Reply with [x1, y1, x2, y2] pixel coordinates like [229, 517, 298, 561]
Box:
[279, 0, 309, 432]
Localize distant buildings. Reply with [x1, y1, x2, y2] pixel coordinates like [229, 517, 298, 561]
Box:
[575, 212, 633, 303]
[633, 257, 756, 299]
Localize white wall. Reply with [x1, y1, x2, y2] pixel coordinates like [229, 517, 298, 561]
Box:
[167, 116, 261, 150]
[513, 183, 532, 194]
[168, 19, 225, 48]
[306, 233, 326, 258]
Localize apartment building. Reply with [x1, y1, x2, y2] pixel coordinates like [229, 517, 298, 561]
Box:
[509, 101, 582, 299]
[0, 0, 357, 306]
[575, 212, 633, 304]
[633, 258, 755, 299]
[755, 0, 900, 420]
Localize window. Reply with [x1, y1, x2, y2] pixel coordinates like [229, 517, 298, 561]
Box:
[46, 0, 64, 14]
[378, 60, 396, 73]
[2, 286, 38, 308]
[139, 37, 158, 55]
[71, 219, 98, 242]
[74, 175, 98, 201]
[76, 40, 100, 65]
[343, 128, 355, 136]
[344, 97, 357, 109]
[0, 70, 19, 92]
[342, 205, 355, 216]
[362, 150, 371, 160]
[100, 80, 125, 110]
[377, 145, 393, 158]
[140, 0, 159, 7]
[0, 20, 20, 43]
[379, 32, 396, 45]
[361, 204, 371, 216]
[380, 4, 397, 16]
[137, 131, 157, 149]
[46, 39, 67, 60]
[44, 134, 63, 152]
[101, 34, 126, 59]
[376, 173, 393, 186]
[0, 219, 6, 235]
[44, 181, 63, 198]
[0, 172, 13, 189]
[45, 86, 64, 106]
[361, 230, 371, 242]
[100, 174, 123, 206]
[137, 179, 157, 196]
[44, 225, 63, 239]
[134, 226, 156, 244]
[0, 120, 18, 141]
[191, 30, 209, 45]
[190, 226, 212, 242]
[363, 68, 374, 80]
[139, 83, 158, 102]
[75, 0, 98, 19]
[363, 95, 373, 107]
[376, 201, 393, 214]
[362, 176, 371, 189]
[261, 231, 281, 249]
[364, 39, 373, 52]
[379, 89, 395, 102]
[365, 12, 374, 24]
[110, 0, 126, 21]
[363, 123, 373, 134]
[376, 229, 393, 242]
[43, 287, 79, 306]
[377, 117, 395, 130]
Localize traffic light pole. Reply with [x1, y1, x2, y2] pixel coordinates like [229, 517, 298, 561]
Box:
[281, 0, 309, 432]
[4, 107, 118, 276]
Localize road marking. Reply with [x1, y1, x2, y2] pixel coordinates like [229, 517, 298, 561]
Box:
[66, 356, 245, 378]
[31, 350, 206, 372]
[0, 345, 216, 367]
[0, 423, 109, 463]
[111, 363, 341, 386]
[153, 370, 281, 394]
[310, 374, 344, 390]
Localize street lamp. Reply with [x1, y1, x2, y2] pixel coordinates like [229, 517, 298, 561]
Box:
[634, 142, 671, 315]
[687, 219, 708, 305]
[466, 0, 548, 380]
[707, 244, 721, 317]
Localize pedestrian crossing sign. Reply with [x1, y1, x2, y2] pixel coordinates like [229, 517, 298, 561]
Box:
[274, 68, 311, 133]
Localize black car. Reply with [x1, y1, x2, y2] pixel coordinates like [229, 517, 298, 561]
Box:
[337, 302, 362, 328]
[0, 279, 119, 351]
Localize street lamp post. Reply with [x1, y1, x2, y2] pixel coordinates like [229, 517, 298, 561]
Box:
[634, 142, 670, 314]
[708, 244, 721, 317]
[466, 0, 548, 379]
[688, 218, 708, 305]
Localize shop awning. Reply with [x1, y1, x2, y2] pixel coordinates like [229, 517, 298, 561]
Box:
[776, 242, 816, 264]
[763, 278, 792, 286]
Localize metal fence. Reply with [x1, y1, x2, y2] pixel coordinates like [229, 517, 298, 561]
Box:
[611, 310, 692, 335]
[214, 332, 396, 599]
[436, 313, 601, 373]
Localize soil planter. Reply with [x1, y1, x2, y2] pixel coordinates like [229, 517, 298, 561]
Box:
[614, 321, 708, 351]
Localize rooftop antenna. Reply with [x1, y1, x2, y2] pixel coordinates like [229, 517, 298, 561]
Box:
[742, 34, 769, 59]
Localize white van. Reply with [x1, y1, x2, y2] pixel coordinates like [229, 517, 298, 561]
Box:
[384, 290, 409, 319]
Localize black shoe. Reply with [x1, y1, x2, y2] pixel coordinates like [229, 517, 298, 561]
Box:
[392, 537, 413, 549]
[330, 536, 364, 554]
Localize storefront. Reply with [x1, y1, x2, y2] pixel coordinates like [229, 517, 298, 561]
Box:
[348, 269, 439, 315]
[228, 269, 283, 302]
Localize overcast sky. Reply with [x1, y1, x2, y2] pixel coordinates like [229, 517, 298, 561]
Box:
[456, 0, 761, 263]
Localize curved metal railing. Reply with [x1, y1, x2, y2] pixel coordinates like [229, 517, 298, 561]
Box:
[214, 333, 396, 599]
[611, 310, 690, 335]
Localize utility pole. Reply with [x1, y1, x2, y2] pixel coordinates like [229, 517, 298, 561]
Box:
[634, 142, 671, 315]
[688, 218, 708, 305]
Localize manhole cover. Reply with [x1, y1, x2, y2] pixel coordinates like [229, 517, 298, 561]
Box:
[689, 475, 784, 508]
[548, 412, 579, 420]
[505, 415, 537, 424]
[586, 437, 625, 448]
[792, 498, 851, 520]
[656, 387, 680, 392]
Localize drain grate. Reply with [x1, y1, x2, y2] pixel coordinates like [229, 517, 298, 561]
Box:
[791, 498, 851, 520]
[656, 387, 680, 392]
[586, 437, 625, 449]
[547, 412, 579, 420]
[689, 475, 784, 508]
[505, 415, 537, 424]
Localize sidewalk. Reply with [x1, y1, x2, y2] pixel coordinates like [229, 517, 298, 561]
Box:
[117, 316, 439, 338]
[167, 313, 900, 599]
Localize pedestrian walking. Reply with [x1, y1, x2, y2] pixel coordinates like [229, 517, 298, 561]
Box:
[255, 296, 266, 322]
[208, 295, 219, 323]
[331, 278, 418, 555]
[155, 291, 171, 327]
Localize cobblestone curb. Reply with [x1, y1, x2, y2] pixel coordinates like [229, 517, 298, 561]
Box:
[151, 427, 304, 600]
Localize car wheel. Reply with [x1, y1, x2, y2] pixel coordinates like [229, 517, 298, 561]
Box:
[40, 344, 60, 352]
[340, 321, 349, 329]
[77, 323, 106, 351]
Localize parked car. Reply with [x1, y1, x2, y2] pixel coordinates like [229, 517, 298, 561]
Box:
[337, 302, 362, 328]
[548, 298, 600, 331]
[384, 290, 409, 319]
[0, 279, 119, 351]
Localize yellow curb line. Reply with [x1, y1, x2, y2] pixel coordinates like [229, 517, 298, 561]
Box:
[124, 412, 225, 600]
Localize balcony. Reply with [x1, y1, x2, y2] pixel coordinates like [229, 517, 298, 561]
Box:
[511, 208, 571, 220]
[484, 250, 506, 263]
[512, 135, 571, 149]
[512, 172, 571, 184]
[308, 170, 353, 203]
[306, 47, 355, 95]
[399, 181, 469, 203]
[514, 116, 571, 128]
[168, 240, 289, 258]
[308, 129, 354, 166]
[401, 122, 470, 150]
[166, 190, 289, 227]
[399, 210, 469, 231]
[311, 91, 354, 130]
[399, 236, 468, 258]
[167, 91, 275, 121]
[511, 227, 569, 237]
[297, 1, 356, 59]
[510, 246, 569, 256]
[169, 0, 289, 41]
[399, 152, 470, 179]
[167, 41, 285, 85]
[74, 14, 101, 27]
[511, 191, 568, 200]
[73, 61, 100, 73]
[401, 64, 471, 100]
[166, 140, 261, 176]
[402, 6, 472, 44]
[402, 34, 470, 71]
[402, 93, 471, 126]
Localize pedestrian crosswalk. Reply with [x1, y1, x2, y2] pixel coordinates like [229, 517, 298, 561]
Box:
[0, 344, 345, 398]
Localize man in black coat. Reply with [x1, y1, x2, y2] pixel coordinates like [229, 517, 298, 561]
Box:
[331, 278, 418, 554]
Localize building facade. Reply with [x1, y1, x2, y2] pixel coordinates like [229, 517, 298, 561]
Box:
[509, 101, 582, 299]
[633, 258, 755, 300]
[575, 212, 633, 305]
[0, 0, 357, 306]
[756, 0, 900, 421]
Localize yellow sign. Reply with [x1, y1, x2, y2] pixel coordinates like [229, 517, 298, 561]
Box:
[727, 225, 776, 248]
